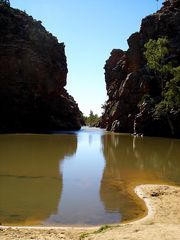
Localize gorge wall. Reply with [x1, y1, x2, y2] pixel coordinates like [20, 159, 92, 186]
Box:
[0, 4, 83, 133]
[100, 0, 180, 137]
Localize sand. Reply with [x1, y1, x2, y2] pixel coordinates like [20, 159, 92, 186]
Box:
[0, 184, 180, 240]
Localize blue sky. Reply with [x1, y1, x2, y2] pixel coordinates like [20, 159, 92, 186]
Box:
[11, 0, 164, 116]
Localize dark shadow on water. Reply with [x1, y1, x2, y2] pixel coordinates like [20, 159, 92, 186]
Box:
[1, 129, 180, 226]
[100, 134, 180, 221]
[0, 134, 78, 225]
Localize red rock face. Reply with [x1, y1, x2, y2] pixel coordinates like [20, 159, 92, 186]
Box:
[0, 5, 83, 132]
[100, 0, 180, 137]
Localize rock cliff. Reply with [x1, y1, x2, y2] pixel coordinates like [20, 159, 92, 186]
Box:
[100, 0, 180, 137]
[0, 4, 83, 132]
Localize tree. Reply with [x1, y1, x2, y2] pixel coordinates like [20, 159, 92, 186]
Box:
[163, 66, 180, 111]
[144, 37, 173, 90]
[0, 0, 10, 6]
[144, 37, 180, 135]
[144, 37, 170, 73]
[144, 37, 180, 111]
[83, 110, 99, 127]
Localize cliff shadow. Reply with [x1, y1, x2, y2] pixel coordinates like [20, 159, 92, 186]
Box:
[0, 134, 77, 225]
[100, 134, 180, 221]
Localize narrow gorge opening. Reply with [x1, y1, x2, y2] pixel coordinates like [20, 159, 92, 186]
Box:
[0, 0, 180, 232]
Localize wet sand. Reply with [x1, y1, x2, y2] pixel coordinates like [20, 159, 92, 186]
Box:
[0, 184, 180, 240]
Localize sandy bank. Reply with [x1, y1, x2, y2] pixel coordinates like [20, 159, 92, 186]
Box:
[0, 184, 180, 240]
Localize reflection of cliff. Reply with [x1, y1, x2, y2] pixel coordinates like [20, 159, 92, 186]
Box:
[0, 134, 77, 225]
[100, 134, 180, 221]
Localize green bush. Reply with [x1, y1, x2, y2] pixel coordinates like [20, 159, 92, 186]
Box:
[163, 66, 180, 111]
[144, 37, 180, 115]
[144, 37, 169, 74]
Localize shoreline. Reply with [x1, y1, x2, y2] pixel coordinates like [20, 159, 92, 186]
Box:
[0, 184, 180, 239]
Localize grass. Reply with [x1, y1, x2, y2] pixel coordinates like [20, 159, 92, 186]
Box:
[79, 232, 90, 240]
[93, 225, 110, 234]
[79, 225, 114, 239]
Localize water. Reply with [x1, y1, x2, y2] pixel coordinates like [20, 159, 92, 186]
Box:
[0, 127, 180, 226]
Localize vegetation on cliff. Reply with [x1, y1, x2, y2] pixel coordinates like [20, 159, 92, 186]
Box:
[99, 0, 180, 138]
[143, 37, 180, 135]
[144, 37, 180, 114]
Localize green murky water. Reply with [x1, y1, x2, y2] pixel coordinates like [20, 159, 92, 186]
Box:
[0, 128, 180, 226]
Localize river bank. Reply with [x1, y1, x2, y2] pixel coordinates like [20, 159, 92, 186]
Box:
[0, 184, 180, 240]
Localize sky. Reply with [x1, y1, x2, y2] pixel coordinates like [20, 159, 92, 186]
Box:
[11, 0, 164, 116]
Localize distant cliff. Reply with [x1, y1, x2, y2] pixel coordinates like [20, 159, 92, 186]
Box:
[100, 0, 180, 138]
[0, 4, 83, 132]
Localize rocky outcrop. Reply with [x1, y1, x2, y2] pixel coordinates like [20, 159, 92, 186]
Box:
[100, 0, 180, 137]
[0, 4, 83, 133]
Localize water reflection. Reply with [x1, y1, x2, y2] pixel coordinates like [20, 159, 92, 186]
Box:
[0, 130, 180, 226]
[44, 128, 111, 226]
[0, 134, 77, 225]
[100, 134, 180, 221]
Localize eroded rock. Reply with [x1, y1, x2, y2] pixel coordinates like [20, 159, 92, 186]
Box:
[0, 4, 83, 132]
[100, 0, 180, 137]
